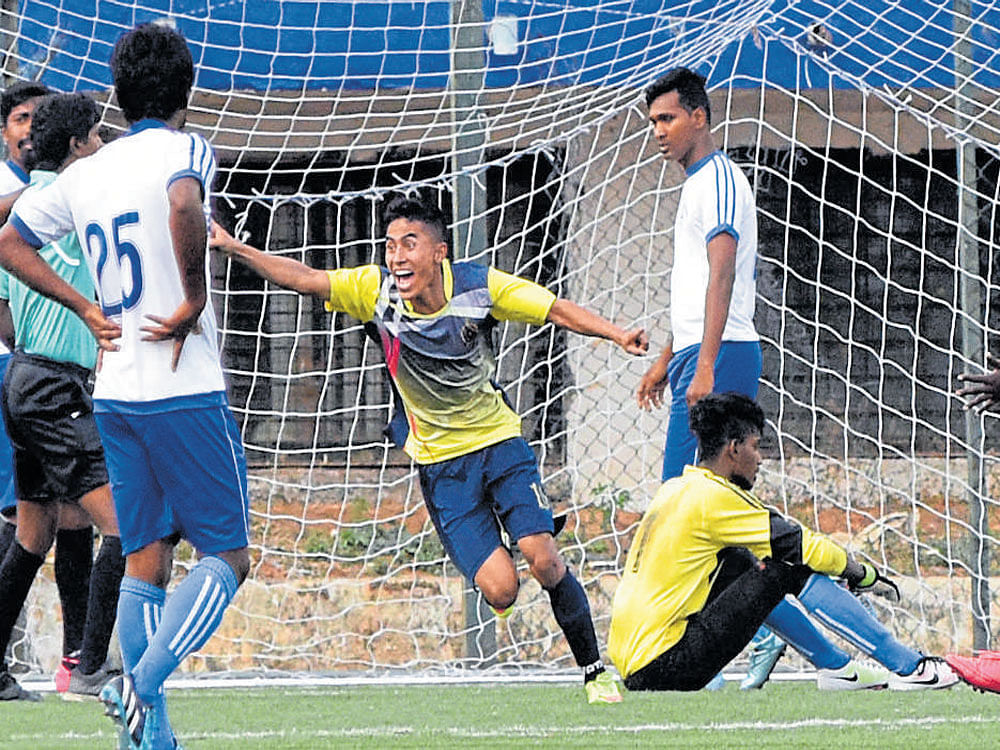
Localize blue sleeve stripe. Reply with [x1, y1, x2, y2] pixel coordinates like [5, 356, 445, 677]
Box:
[714, 154, 736, 228]
[167, 169, 205, 191]
[186, 134, 212, 185]
[713, 157, 723, 228]
[706, 224, 739, 244]
[11, 213, 45, 249]
[188, 134, 198, 174]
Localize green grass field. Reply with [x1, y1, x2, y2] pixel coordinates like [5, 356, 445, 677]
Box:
[1, 680, 998, 749]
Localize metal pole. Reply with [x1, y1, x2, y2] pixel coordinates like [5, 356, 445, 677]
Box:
[954, 0, 990, 649]
[449, 0, 496, 665]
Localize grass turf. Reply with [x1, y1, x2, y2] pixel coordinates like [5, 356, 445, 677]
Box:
[1, 680, 997, 749]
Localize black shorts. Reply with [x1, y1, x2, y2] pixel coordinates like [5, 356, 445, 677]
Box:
[1, 351, 108, 503]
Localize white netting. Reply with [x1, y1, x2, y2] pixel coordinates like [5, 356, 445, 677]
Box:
[5, 0, 1000, 677]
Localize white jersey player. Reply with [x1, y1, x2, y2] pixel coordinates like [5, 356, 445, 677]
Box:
[0, 24, 248, 750]
[11, 121, 225, 401]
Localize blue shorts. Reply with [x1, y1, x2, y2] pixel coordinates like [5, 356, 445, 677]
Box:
[0, 353, 13, 516]
[94, 393, 250, 556]
[417, 437, 554, 581]
[662, 340, 762, 481]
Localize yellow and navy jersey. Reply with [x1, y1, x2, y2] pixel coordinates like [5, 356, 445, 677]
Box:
[608, 465, 849, 679]
[324, 259, 556, 464]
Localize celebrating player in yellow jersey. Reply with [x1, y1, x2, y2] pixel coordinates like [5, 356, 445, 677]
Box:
[609, 392, 958, 692]
[212, 194, 648, 704]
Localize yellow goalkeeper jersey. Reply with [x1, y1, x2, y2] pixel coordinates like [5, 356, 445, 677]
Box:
[608, 465, 849, 679]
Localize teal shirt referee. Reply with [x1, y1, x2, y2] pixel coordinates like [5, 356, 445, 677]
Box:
[0, 169, 96, 367]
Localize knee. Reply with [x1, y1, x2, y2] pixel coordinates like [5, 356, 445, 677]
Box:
[479, 576, 519, 610]
[529, 551, 565, 589]
[126, 537, 177, 589]
[216, 547, 250, 585]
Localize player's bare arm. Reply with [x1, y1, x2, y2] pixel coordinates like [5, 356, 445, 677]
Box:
[546, 297, 648, 355]
[957, 352, 1000, 413]
[0, 187, 26, 225]
[210, 220, 330, 299]
[686, 232, 736, 408]
[140, 176, 208, 370]
[637, 343, 673, 410]
[0, 298, 13, 350]
[0, 221, 120, 350]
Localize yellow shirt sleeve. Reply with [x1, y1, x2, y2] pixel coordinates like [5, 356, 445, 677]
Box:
[487, 268, 556, 326]
[798, 526, 849, 576]
[324, 265, 382, 322]
[700, 476, 848, 577]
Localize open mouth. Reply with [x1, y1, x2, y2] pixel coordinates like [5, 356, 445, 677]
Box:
[393, 269, 415, 289]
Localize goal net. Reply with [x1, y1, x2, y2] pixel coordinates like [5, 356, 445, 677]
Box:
[4, 0, 999, 679]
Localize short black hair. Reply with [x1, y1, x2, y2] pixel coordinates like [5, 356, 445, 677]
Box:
[644, 67, 711, 125]
[1, 80, 51, 126]
[689, 392, 765, 461]
[383, 195, 449, 247]
[29, 93, 100, 172]
[110, 22, 193, 123]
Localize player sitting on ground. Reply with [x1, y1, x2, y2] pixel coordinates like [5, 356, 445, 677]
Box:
[210, 195, 648, 704]
[0, 23, 249, 750]
[608, 392, 959, 692]
[0, 92, 126, 701]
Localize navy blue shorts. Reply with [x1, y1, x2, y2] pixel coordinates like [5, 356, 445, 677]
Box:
[95, 396, 249, 556]
[417, 437, 554, 581]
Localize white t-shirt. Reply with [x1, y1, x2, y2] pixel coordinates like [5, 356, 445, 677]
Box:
[0, 159, 30, 357]
[11, 119, 224, 402]
[669, 149, 758, 352]
[0, 159, 29, 195]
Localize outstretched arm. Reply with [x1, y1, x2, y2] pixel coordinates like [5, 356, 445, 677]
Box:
[546, 298, 648, 355]
[210, 221, 330, 299]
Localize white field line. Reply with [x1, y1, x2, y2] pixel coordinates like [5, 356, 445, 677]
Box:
[19, 670, 813, 692]
[11, 715, 1000, 743]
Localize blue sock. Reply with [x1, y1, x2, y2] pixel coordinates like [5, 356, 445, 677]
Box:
[117, 576, 164, 674]
[765, 598, 851, 670]
[796, 574, 921, 675]
[117, 576, 175, 743]
[132, 556, 238, 705]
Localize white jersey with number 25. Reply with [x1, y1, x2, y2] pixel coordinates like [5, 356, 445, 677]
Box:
[10, 119, 224, 402]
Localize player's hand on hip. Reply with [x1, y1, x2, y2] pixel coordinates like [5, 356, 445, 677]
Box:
[82, 303, 121, 352]
[141, 300, 204, 371]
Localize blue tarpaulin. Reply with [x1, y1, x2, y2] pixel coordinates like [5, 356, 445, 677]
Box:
[13, 0, 1000, 92]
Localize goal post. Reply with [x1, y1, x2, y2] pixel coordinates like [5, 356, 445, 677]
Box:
[3, 0, 999, 678]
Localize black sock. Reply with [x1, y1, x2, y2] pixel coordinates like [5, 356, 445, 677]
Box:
[79, 535, 125, 674]
[55, 526, 93, 656]
[1, 523, 24, 669]
[545, 571, 603, 682]
[0, 541, 44, 663]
